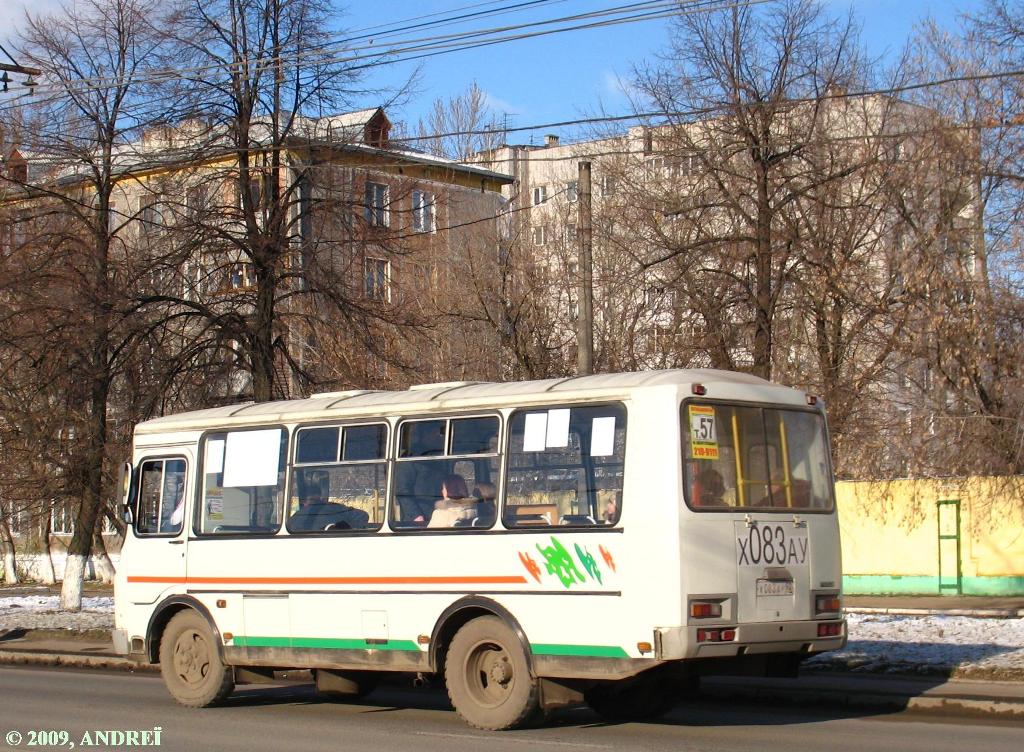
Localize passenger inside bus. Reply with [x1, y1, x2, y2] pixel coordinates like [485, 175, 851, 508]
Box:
[694, 468, 727, 506]
[428, 474, 477, 528]
[471, 481, 497, 526]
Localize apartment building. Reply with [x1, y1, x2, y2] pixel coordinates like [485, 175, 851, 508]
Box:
[472, 94, 981, 475]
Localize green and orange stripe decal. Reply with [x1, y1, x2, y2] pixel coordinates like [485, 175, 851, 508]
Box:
[233, 636, 421, 651]
[229, 635, 628, 658]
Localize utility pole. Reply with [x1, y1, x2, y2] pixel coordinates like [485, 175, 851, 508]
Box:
[0, 43, 40, 94]
[577, 161, 594, 375]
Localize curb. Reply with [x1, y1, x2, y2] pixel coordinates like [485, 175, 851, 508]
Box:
[701, 677, 1024, 718]
[0, 649, 158, 674]
[847, 608, 1024, 619]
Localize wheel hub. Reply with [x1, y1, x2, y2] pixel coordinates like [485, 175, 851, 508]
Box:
[488, 657, 512, 686]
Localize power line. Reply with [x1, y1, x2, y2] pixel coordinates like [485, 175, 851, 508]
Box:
[3, 0, 697, 103]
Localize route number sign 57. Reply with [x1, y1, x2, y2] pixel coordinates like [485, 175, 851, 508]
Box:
[689, 405, 720, 460]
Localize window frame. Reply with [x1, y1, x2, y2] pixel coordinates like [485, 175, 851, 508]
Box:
[389, 411, 502, 532]
[502, 401, 628, 530]
[412, 189, 435, 233]
[287, 420, 391, 535]
[364, 257, 390, 302]
[193, 425, 290, 537]
[132, 454, 189, 538]
[365, 181, 390, 227]
[680, 398, 836, 514]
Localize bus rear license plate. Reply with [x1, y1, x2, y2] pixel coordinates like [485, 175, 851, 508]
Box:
[756, 579, 794, 597]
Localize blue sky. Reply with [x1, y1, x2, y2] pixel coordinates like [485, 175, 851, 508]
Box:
[2, 1, 985, 141]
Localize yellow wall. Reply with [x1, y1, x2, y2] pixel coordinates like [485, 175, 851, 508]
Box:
[836, 476, 1024, 594]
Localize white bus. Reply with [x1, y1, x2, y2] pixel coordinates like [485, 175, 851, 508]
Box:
[113, 369, 845, 729]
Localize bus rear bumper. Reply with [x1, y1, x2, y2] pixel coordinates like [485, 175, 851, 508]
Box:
[655, 619, 847, 661]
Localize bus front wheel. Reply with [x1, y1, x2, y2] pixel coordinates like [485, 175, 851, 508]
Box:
[445, 615, 540, 730]
[159, 610, 235, 707]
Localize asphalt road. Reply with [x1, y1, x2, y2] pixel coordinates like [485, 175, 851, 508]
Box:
[0, 666, 1021, 752]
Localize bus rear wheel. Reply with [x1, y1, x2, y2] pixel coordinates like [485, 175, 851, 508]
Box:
[445, 615, 540, 730]
[159, 610, 235, 707]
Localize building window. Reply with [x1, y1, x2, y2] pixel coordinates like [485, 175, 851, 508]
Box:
[228, 262, 255, 290]
[600, 175, 616, 197]
[645, 156, 665, 179]
[243, 172, 272, 210]
[365, 181, 389, 227]
[139, 195, 165, 237]
[533, 185, 547, 205]
[186, 184, 208, 218]
[531, 225, 546, 246]
[51, 501, 74, 535]
[563, 224, 577, 243]
[412, 190, 435, 233]
[365, 257, 389, 301]
[566, 181, 578, 202]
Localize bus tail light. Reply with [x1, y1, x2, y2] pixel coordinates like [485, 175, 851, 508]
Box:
[815, 595, 842, 614]
[690, 602, 722, 618]
[817, 622, 842, 638]
[691, 383, 707, 395]
[696, 628, 736, 643]
[806, 394, 819, 406]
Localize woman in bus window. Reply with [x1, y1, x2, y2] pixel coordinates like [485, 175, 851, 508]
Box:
[428, 474, 476, 527]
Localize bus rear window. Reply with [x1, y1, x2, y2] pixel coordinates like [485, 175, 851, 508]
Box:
[682, 403, 833, 511]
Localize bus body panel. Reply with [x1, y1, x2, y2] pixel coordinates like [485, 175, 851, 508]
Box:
[113, 369, 845, 693]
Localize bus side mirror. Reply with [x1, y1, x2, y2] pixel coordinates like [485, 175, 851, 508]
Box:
[118, 461, 134, 525]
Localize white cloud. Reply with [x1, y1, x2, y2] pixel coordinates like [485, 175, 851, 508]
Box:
[602, 70, 640, 102]
[480, 90, 520, 116]
[1, 0, 67, 44]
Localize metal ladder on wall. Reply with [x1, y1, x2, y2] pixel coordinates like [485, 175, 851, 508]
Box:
[937, 499, 962, 595]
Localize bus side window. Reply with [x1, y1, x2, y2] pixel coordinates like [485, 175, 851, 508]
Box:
[135, 458, 187, 536]
[198, 429, 287, 535]
[503, 404, 626, 528]
[391, 416, 499, 530]
[288, 423, 387, 533]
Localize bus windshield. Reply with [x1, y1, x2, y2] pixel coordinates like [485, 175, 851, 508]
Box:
[682, 402, 833, 511]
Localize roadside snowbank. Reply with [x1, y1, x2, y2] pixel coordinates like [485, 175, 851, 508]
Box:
[806, 613, 1024, 677]
[0, 595, 115, 631]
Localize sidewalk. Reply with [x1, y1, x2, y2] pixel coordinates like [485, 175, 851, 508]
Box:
[846, 595, 1024, 618]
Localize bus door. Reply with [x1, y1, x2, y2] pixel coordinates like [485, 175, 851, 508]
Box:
[124, 454, 190, 605]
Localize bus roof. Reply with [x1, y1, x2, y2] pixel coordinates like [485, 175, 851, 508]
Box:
[135, 368, 800, 435]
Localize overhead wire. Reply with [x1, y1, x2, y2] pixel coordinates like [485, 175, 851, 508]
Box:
[1, 0, 696, 103]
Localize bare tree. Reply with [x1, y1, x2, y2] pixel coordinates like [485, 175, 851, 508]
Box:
[632, 0, 867, 381]
[417, 82, 503, 161]
[1, 0, 165, 608]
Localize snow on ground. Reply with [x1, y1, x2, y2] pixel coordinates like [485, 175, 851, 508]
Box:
[806, 613, 1024, 677]
[1, 595, 1023, 677]
[0, 595, 114, 631]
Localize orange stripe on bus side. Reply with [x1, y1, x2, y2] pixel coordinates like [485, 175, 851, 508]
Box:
[127, 575, 529, 585]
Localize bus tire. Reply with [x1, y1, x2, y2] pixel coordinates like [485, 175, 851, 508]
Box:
[584, 672, 675, 721]
[158, 610, 234, 707]
[445, 615, 540, 730]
